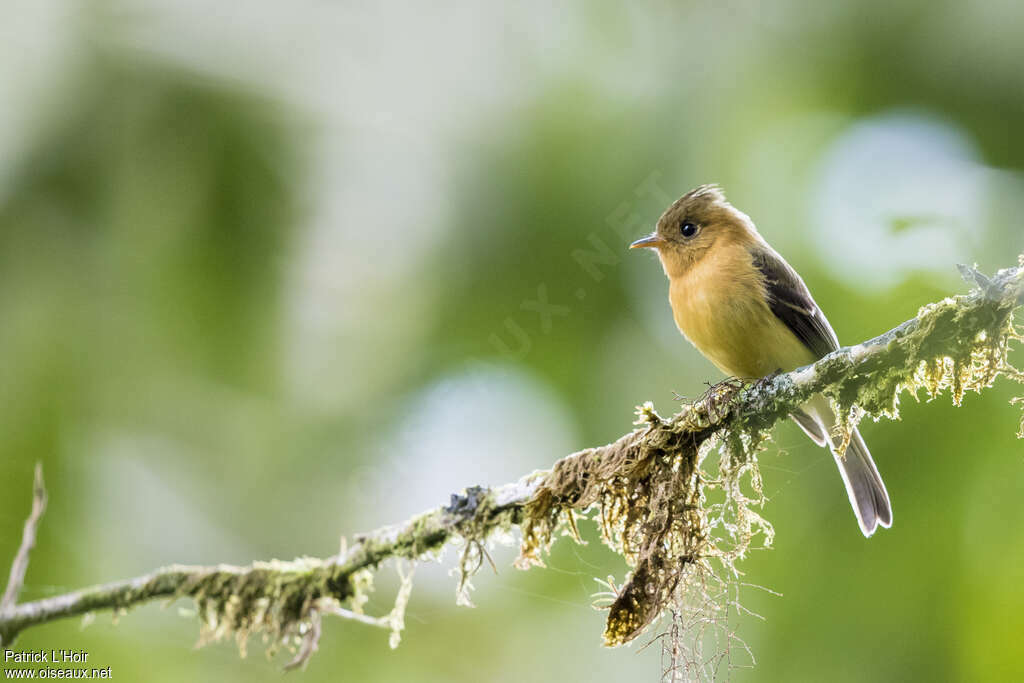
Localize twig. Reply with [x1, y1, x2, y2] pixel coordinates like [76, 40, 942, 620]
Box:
[1, 463, 47, 613]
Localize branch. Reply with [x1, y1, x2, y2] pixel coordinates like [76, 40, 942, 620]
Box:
[0, 480, 538, 655]
[1, 260, 1021, 668]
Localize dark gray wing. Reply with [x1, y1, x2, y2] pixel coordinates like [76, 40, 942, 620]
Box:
[750, 246, 839, 360]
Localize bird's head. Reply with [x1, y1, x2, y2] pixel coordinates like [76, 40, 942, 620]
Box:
[630, 184, 758, 278]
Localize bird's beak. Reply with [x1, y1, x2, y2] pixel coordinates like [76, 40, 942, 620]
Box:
[629, 233, 664, 250]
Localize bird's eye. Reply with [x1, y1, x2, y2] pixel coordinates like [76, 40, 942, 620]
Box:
[680, 222, 698, 238]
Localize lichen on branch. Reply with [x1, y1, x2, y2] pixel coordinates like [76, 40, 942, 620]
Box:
[1, 260, 1022, 671]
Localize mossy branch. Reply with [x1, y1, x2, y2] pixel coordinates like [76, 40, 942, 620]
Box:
[1, 260, 1022, 671]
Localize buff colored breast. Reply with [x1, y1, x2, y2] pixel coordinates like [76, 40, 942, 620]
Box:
[667, 243, 817, 379]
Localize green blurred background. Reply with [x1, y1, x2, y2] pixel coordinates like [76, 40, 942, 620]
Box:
[2, 2, 1023, 681]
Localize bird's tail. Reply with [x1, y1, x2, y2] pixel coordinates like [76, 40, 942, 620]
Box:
[793, 396, 892, 537]
[834, 427, 892, 537]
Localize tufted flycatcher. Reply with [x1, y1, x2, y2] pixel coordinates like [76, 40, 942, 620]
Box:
[631, 185, 892, 537]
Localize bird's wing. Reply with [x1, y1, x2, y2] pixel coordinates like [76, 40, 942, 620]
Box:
[750, 246, 840, 360]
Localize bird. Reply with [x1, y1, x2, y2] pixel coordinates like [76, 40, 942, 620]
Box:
[630, 184, 891, 537]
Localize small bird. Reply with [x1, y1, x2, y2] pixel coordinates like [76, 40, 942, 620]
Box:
[630, 184, 891, 537]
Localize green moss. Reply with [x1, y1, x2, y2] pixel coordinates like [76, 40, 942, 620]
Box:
[183, 559, 342, 656]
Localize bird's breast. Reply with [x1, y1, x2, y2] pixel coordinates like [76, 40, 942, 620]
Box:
[668, 246, 815, 379]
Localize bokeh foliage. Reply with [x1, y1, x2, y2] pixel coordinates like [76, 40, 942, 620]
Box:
[2, 3, 1024, 682]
